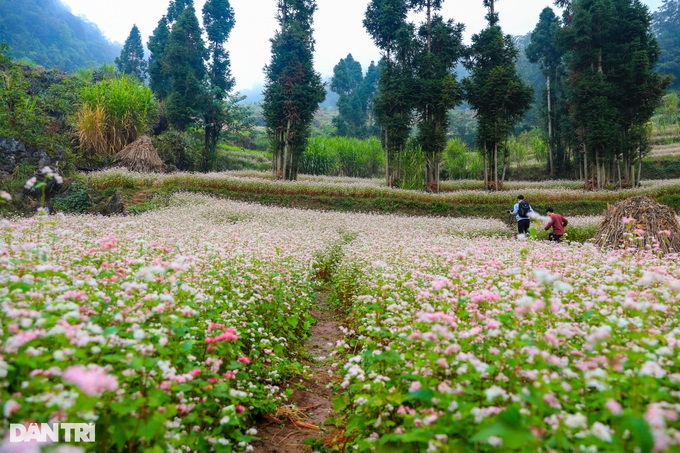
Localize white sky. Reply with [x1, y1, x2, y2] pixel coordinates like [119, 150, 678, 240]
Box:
[60, 0, 662, 91]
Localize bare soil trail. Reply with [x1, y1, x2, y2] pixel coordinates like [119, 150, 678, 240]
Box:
[252, 288, 344, 452]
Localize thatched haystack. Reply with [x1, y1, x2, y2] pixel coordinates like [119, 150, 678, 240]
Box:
[115, 136, 165, 173]
[595, 196, 680, 254]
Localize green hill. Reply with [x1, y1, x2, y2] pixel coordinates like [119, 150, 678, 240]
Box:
[0, 0, 121, 72]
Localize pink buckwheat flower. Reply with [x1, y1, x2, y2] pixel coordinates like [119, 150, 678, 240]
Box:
[62, 365, 119, 396]
[3, 400, 21, 418]
[605, 399, 622, 416]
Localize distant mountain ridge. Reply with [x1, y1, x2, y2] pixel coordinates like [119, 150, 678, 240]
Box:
[0, 0, 121, 72]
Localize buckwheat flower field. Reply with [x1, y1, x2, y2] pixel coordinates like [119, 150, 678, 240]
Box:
[2, 193, 679, 452]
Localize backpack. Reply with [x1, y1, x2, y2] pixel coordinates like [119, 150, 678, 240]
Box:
[517, 201, 531, 218]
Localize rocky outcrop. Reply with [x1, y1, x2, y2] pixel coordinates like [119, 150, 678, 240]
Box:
[0, 136, 65, 174]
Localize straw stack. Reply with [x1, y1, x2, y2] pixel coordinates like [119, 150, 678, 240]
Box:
[115, 136, 165, 173]
[595, 196, 680, 255]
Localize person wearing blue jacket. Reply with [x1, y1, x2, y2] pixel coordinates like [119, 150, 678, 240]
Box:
[507, 194, 534, 236]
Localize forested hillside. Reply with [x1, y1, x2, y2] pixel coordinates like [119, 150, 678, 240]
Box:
[0, 0, 120, 72]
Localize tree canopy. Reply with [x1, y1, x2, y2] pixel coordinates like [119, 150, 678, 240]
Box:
[0, 0, 120, 73]
[463, 4, 533, 190]
[560, 0, 671, 187]
[331, 54, 380, 138]
[115, 25, 147, 81]
[263, 0, 326, 181]
[165, 5, 208, 131]
[653, 0, 680, 90]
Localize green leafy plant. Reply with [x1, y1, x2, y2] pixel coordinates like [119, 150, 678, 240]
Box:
[52, 180, 93, 213]
[75, 75, 158, 156]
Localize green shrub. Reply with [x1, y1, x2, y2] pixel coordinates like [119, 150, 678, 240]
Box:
[563, 224, 599, 243]
[75, 75, 158, 155]
[52, 180, 92, 213]
[652, 93, 680, 144]
[300, 137, 339, 176]
[397, 140, 426, 191]
[153, 130, 202, 171]
[300, 137, 384, 178]
[642, 157, 680, 180]
[213, 146, 271, 172]
[442, 138, 483, 180]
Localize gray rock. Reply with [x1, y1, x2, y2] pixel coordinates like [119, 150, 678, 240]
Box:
[0, 136, 65, 174]
[106, 191, 126, 215]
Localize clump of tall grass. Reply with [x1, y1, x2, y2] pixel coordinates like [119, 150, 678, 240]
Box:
[442, 138, 483, 180]
[300, 137, 384, 178]
[214, 146, 271, 172]
[652, 93, 680, 145]
[75, 75, 157, 156]
[396, 140, 426, 191]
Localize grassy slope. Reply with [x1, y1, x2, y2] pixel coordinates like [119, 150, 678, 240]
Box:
[77, 170, 680, 223]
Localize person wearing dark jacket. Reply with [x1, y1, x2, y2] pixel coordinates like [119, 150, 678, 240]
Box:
[508, 195, 534, 236]
[545, 207, 568, 242]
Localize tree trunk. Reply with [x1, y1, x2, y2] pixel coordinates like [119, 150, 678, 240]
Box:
[493, 142, 498, 192]
[289, 142, 295, 180]
[282, 118, 291, 180]
[547, 75, 555, 178]
[483, 141, 488, 190]
[501, 140, 508, 183]
[595, 150, 601, 189]
[384, 128, 390, 186]
[204, 124, 211, 172]
[598, 49, 603, 73]
[427, 1, 432, 53]
[583, 144, 588, 185]
[631, 163, 636, 188]
[637, 154, 642, 187]
[435, 151, 440, 194]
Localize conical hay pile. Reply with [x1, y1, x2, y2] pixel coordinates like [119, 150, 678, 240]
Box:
[115, 135, 165, 173]
[595, 196, 680, 254]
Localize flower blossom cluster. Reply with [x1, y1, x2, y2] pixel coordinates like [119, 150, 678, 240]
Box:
[331, 208, 680, 451]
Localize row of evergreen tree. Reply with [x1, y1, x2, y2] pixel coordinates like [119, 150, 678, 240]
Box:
[335, 0, 671, 190]
[114, 0, 672, 189]
[355, 0, 533, 190]
[527, 0, 671, 188]
[115, 0, 250, 172]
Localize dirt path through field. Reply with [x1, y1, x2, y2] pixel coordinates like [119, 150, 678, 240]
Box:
[252, 288, 343, 452]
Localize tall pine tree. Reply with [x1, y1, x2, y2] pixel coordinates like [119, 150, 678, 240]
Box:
[560, 0, 670, 187]
[526, 7, 563, 177]
[167, 0, 193, 23]
[463, 2, 533, 190]
[165, 5, 207, 130]
[412, 12, 465, 192]
[359, 61, 382, 136]
[263, 0, 325, 180]
[201, 0, 236, 171]
[115, 25, 147, 81]
[148, 16, 171, 100]
[148, 0, 192, 101]
[653, 0, 680, 90]
[364, 0, 412, 186]
[331, 54, 367, 137]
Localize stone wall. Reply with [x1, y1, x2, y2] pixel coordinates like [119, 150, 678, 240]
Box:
[0, 136, 65, 174]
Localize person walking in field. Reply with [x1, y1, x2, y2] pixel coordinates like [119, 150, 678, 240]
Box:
[544, 207, 569, 242]
[508, 194, 534, 237]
